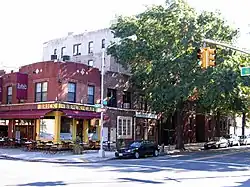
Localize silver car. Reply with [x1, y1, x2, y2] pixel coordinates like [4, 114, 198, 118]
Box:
[225, 134, 240, 147]
[239, 135, 250, 145]
[204, 137, 228, 149]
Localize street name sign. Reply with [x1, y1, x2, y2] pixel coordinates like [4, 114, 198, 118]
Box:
[240, 67, 250, 76]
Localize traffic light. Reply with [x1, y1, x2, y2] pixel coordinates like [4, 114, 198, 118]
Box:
[197, 48, 208, 69]
[207, 47, 216, 67]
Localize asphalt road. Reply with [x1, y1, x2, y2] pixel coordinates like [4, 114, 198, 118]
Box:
[1, 146, 250, 187]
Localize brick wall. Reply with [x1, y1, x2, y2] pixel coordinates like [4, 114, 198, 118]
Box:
[0, 61, 101, 105]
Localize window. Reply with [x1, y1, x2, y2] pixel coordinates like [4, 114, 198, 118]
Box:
[88, 41, 93, 53]
[117, 116, 133, 139]
[7, 86, 12, 104]
[107, 88, 117, 107]
[208, 119, 212, 130]
[139, 96, 147, 111]
[35, 82, 48, 102]
[123, 91, 131, 108]
[88, 60, 94, 67]
[87, 85, 95, 104]
[67, 82, 76, 102]
[60, 117, 72, 133]
[73, 44, 81, 56]
[101, 39, 105, 48]
[53, 49, 57, 55]
[61, 47, 66, 57]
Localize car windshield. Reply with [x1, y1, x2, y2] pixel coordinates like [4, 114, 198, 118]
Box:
[239, 136, 246, 139]
[224, 135, 230, 139]
[211, 137, 220, 141]
[129, 142, 142, 148]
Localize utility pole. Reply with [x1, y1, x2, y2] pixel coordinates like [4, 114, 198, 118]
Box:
[203, 38, 250, 136]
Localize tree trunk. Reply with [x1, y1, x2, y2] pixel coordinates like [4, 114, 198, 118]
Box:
[215, 111, 221, 137]
[175, 101, 185, 150]
[242, 112, 246, 136]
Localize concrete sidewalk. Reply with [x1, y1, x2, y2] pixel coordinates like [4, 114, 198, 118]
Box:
[0, 142, 204, 163]
[0, 148, 115, 163]
[163, 142, 204, 155]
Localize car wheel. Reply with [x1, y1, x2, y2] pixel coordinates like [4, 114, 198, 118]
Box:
[153, 150, 159, 157]
[134, 152, 140, 159]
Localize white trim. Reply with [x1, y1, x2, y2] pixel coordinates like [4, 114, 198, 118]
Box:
[117, 116, 133, 139]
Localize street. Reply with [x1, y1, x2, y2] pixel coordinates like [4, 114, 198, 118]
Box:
[1, 147, 250, 187]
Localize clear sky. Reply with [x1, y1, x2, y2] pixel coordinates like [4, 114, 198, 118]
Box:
[0, 0, 249, 72]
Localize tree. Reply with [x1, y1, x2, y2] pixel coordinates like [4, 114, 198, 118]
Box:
[108, 0, 241, 149]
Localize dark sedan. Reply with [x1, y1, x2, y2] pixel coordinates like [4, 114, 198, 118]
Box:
[115, 140, 159, 159]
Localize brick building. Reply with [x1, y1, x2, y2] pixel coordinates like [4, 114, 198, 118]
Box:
[0, 61, 102, 143]
[0, 61, 159, 147]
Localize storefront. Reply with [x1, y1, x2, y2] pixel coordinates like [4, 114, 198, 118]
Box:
[135, 111, 159, 143]
[0, 102, 107, 143]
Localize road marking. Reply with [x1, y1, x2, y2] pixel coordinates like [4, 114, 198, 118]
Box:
[107, 159, 250, 170]
[176, 159, 250, 167]
[192, 149, 250, 161]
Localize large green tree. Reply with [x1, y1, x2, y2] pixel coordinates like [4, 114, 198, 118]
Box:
[108, 0, 246, 149]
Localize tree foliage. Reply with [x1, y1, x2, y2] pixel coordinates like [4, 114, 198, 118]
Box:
[107, 0, 250, 148]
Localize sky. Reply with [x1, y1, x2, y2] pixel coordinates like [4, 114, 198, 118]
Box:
[0, 0, 249, 72]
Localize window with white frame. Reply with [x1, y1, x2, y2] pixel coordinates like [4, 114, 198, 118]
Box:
[35, 82, 48, 102]
[7, 86, 12, 104]
[117, 116, 132, 139]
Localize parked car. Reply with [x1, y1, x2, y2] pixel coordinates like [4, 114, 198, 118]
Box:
[239, 135, 250, 145]
[204, 137, 228, 149]
[115, 140, 159, 159]
[224, 134, 240, 147]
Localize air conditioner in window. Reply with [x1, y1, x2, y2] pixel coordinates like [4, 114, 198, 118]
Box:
[62, 55, 70, 61]
[51, 55, 57, 60]
[123, 103, 131, 109]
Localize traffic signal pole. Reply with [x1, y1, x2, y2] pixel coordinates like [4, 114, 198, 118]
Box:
[203, 39, 250, 55]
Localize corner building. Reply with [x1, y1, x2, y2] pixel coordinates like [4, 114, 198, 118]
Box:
[0, 61, 103, 144]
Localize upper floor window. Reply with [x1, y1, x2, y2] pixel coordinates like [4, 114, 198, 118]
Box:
[61, 47, 66, 57]
[123, 91, 131, 109]
[140, 96, 148, 111]
[68, 82, 76, 102]
[35, 82, 48, 102]
[88, 60, 94, 67]
[73, 44, 81, 56]
[88, 41, 93, 54]
[7, 86, 12, 104]
[101, 39, 105, 48]
[53, 49, 57, 55]
[107, 88, 117, 107]
[87, 85, 95, 105]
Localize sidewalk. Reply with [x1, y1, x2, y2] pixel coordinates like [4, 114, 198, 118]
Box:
[0, 148, 115, 163]
[163, 142, 204, 155]
[0, 142, 204, 163]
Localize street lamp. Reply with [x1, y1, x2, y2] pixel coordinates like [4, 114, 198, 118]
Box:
[98, 34, 137, 158]
[98, 48, 105, 158]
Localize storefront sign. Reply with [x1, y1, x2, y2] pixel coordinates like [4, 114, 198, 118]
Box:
[135, 111, 158, 119]
[16, 73, 28, 100]
[0, 77, 2, 103]
[37, 103, 96, 112]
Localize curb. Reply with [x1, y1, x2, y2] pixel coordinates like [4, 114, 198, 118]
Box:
[0, 154, 116, 164]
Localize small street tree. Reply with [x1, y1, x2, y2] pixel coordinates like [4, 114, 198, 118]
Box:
[108, 0, 243, 149]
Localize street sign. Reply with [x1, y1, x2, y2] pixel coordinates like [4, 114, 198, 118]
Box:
[241, 67, 250, 76]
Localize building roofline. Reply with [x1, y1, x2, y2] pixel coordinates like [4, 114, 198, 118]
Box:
[43, 28, 111, 45]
